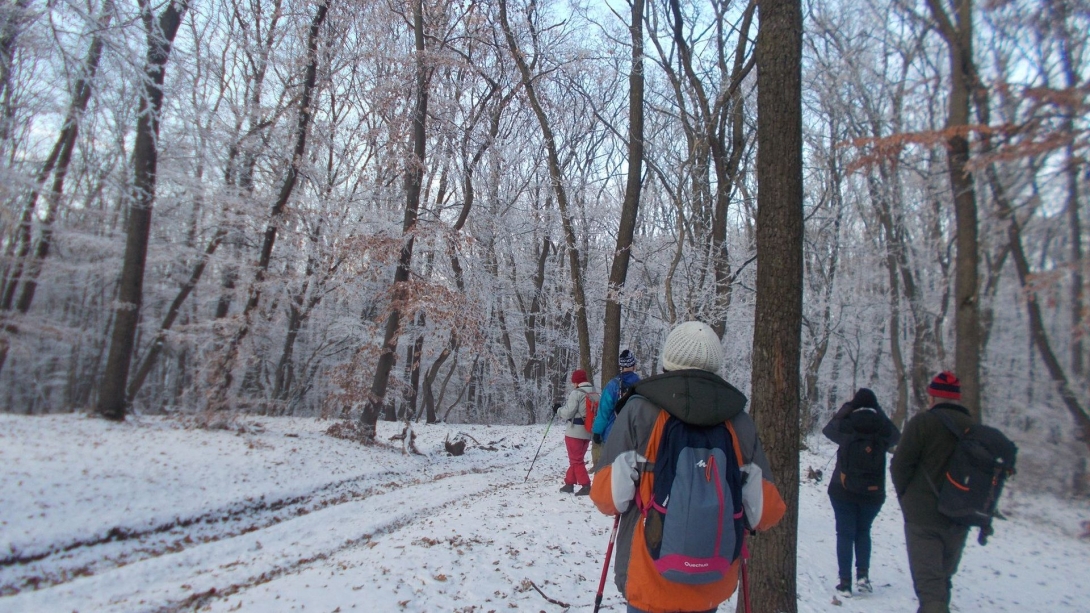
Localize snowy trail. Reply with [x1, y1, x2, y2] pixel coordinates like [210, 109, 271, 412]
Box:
[2, 415, 1088, 612]
[2, 470, 513, 613]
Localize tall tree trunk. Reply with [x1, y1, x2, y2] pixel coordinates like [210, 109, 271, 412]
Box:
[0, 0, 30, 142]
[208, 0, 330, 409]
[746, 0, 802, 610]
[602, 0, 644, 386]
[96, 0, 189, 420]
[358, 0, 427, 439]
[499, 0, 592, 376]
[0, 0, 113, 375]
[1050, 0, 1085, 377]
[926, 0, 981, 420]
[999, 189, 1090, 452]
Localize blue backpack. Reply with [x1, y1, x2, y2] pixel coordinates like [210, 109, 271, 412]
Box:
[641, 416, 744, 585]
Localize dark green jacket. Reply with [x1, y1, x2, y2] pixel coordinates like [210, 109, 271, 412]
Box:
[890, 402, 973, 527]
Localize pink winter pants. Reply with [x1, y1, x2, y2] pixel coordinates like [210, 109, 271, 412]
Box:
[564, 436, 590, 486]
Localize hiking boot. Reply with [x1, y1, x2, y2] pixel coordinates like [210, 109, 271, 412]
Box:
[575, 485, 591, 496]
[559, 484, 575, 493]
[856, 576, 873, 593]
[835, 579, 852, 599]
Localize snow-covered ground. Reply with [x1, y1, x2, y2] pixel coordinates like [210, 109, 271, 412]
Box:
[1, 413, 1087, 612]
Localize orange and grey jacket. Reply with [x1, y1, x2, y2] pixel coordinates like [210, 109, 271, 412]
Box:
[589, 370, 786, 613]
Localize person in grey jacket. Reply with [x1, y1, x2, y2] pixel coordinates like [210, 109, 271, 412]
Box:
[589, 321, 785, 612]
[555, 369, 597, 495]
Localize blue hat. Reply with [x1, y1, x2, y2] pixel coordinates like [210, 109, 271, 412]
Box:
[618, 349, 637, 369]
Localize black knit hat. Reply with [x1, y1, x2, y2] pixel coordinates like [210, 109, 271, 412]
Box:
[618, 349, 637, 369]
[851, 388, 878, 408]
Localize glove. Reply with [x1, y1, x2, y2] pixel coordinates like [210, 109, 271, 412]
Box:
[592, 433, 602, 445]
[739, 463, 764, 530]
[611, 451, 644, 514]
[552, 402, 561, 415]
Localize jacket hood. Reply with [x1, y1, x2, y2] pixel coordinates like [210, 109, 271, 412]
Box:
[929, 402, 970, 417]
[631, 369, 747, 426]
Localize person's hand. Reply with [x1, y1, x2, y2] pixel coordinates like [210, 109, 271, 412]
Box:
[552, 402, 562, 415]
[592, 433, 602, 445]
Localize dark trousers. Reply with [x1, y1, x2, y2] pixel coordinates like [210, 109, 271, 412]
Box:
[904, 521, 969, 613]
[829, 495, 883, 581]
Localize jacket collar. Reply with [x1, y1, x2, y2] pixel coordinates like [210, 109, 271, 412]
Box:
[929, 402, 970, 416]
[632, 369, 747, 426]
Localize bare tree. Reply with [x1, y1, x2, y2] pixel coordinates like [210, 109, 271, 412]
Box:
[926, 0, 982, 419]
[96, 0, 189, 420]
[357, 0, 428, 440]
[498, 0, 593, 375]
[601, 0, 644, 385]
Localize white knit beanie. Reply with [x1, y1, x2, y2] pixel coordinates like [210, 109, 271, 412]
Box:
[661, 321, 724, 373]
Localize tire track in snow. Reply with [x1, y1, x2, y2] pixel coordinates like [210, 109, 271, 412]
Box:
[0, 460, 534, 613]
[0, 441, 541, 598]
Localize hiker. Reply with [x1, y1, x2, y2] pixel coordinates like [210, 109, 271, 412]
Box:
[590, 321, 786, 613]
[590, 348, 641, 467]
[823, 387, 900, 598]
[555, 369, 597, 496]
[890, 371, 972, 613]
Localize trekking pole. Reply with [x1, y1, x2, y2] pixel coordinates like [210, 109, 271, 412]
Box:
[740, 536, 752, 613]
[594, 514, 621, 613]
[524, 411, 556, 482]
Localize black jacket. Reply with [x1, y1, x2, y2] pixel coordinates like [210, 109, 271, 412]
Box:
[823, 402, 901, 503]
[890, 402, 973, 527]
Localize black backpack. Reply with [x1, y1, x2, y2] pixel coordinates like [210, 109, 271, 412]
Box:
[930, 410, 1017, 533]
[837, 409, 889, 495]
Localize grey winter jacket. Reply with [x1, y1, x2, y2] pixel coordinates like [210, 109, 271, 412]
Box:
[593, 369, 776, 595]
[557, 382, 597, 440]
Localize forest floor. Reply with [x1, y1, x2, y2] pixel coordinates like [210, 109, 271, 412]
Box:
[0, 413, 1088, 612]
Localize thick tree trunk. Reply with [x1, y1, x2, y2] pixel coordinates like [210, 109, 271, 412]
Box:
[602, 0, 644, 386]
[96, 0, 188, 421]
[926, 0, 981, 420]
[358, 0, 427, 439]
[745, 0, 803, 610]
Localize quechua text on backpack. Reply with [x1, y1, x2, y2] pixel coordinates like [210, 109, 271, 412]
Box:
[640, 416, 744, 585]
[930, 410, 1017, 535]
[837, 410, 888, 495]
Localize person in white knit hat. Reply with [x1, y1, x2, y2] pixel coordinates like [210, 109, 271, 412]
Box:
[589, 320, 786, 613]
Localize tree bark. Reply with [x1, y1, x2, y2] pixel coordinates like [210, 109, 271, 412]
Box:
[926, 0, 981, 420]
[358, 0, 428, 439]
[96, 0, 189, 420]
[602, 0, 644, 386]
[745, 0, 802, 610]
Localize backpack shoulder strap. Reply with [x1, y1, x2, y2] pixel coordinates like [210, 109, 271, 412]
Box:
[725, 420, 744, 466]
[929, 408, 965, 439]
